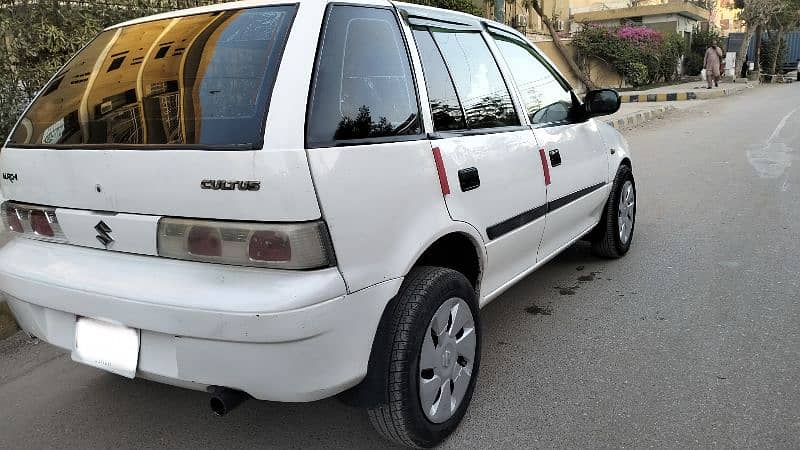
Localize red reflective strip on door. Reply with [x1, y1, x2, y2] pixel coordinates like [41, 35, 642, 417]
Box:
[538, 148, 551, 186]
[432, 147, 451, 195]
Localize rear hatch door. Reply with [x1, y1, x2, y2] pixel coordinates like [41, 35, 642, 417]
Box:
[1, 4, 320, 236]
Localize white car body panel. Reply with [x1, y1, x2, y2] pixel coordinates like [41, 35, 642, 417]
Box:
[533, 119, 610, 258]
[0, 0, 633, 403]
[0, 148, 321, 222]
[307, 140, 472, 293]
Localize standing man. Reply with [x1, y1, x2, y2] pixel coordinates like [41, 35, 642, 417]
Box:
[704, 42, 721, 89]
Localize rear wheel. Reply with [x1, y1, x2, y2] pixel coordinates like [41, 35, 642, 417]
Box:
[591, 164, 636, 258]
[367, 267, 481, 448]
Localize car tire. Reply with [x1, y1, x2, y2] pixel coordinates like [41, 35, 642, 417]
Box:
[367, 266, 481, 448]
[591, 164, 636, 258]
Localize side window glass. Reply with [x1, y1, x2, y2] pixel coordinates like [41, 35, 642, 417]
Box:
[306, 5, 421, 146]
[430, 30, 519, 129]
[493, 37, 573, 125]
[412, 28, 466, 131]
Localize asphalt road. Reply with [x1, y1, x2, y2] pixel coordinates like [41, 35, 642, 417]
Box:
[1, 84, 799, 449]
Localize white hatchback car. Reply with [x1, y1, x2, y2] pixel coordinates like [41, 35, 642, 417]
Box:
[0, 0, 635, 447]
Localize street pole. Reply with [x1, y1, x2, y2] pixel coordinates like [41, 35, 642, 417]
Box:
[495, 0, 505, 24]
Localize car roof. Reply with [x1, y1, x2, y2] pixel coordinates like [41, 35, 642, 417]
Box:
[107, 0, 526, 43]
[107, 0, 391, 30]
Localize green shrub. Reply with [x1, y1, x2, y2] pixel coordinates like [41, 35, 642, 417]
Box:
[574, 25, 682, 88]
[623, 62, 650, 87]
[660, 33, 686, 81]
[684, 52, 704, 76]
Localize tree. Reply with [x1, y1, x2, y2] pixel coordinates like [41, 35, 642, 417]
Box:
[529, 0, 597, 90]
[735, 0, 786, 78]
[766, 0, 800, 76]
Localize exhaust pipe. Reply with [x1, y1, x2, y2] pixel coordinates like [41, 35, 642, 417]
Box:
[208, 386, 249, 416]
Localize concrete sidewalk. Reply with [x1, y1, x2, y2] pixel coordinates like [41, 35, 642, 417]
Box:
[619, 80, 755, 103]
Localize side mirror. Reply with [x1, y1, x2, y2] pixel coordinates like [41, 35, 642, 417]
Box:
[584, 89, 621, 117]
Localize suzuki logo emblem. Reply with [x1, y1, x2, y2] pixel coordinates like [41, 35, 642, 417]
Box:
[95, 221, 114, 249]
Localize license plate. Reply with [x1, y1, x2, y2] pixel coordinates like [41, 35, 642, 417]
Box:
[72, 317, 140, 378]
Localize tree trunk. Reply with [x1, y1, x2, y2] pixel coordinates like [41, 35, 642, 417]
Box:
[735, 28, 752, 79]
[753, 24, 763, 73]
[530, 0, 597, 91]
[769, 27, 784, 78]
[494, 0, 505, 24]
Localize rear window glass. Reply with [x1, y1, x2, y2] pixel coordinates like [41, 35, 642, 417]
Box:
[306, 5, 421, 147]
[9, 5, 297, 149]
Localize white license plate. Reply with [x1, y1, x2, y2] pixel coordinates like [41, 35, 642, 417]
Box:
[72, 317, 140, 378]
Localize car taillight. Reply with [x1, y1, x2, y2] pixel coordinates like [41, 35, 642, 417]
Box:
[157, 218, 334, 269]
[249, 230, 291, 262]
[2, 204, 24, 233]
[29, 210, 55, 237]
[1, 202, 66, 242]
[187, 226, 222, 257]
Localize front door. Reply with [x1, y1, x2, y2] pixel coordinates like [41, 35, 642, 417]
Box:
[409, 25, 548, 299]
[489, 31, 609, 261]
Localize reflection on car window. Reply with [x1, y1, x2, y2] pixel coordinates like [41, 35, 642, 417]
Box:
[412, 28, 466, 131]
[306, 5, 420, 146]
[430, 30, 518, 129]
[10, 6, 297, 148]
[493, 36, 573, 125]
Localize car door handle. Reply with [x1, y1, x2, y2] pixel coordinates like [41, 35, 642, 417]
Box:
[458, 167, 480, 192]
[549, 149, 562, 167]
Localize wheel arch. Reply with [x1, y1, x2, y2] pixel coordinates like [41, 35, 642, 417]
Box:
[337, 226, 486, 408]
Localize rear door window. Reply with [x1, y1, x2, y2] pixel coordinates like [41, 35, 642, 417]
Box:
[428, 30, 518, 129]
[306, 5, 421, 147]
[10, 5, 297, 149]
[412, 28, 467, 132]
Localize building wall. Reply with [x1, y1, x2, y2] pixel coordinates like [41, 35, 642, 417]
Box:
[711, 0, 745, 36]
[576, 13, 698, 35]
[534, 39, 628, 91]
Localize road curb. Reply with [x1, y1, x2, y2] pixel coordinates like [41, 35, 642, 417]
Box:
[620, 84, 753, 103]
[604, 105, 675, 130]
[0, 298, 19, 341]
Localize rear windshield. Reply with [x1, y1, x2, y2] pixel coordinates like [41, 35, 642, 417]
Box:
[9, 5, 296, 149]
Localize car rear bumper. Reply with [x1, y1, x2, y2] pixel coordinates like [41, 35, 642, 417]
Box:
[0, 237, 401, 401]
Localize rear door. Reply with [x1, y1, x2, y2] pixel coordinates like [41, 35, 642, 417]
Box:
[0, 4, 320, 235]
[489, 31, 609, 260]
[409, 22, 548, 298]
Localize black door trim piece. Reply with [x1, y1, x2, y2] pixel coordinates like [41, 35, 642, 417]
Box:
[547, 182, 606, 212]
[486, 204, 548, 240]
[485, 182, 607, 241]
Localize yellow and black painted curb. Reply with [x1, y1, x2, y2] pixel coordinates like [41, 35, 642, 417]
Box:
[621, 92, 697, 102]
[620, 85, 751, 103]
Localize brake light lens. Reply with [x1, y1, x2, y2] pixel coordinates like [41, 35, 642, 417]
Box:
[187, 226, 222, 257]
[29, 210, 55, 237]
[1, 202, 66, 242]
[157, 218, 334, 269]
[249, 230, 291, 262]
